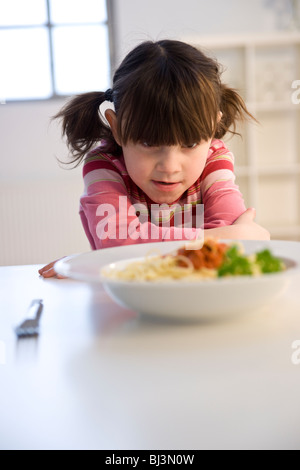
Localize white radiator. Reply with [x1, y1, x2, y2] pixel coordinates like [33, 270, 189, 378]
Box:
[0, 179, 90, 266]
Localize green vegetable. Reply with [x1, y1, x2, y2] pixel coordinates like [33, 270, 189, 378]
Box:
[218, 245, 253, 277]
[217, 245, 284, 277]
[255, 249, 283, 273]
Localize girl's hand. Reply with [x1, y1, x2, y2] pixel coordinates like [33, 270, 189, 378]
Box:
[232, 208, 270, 240]
[38, 258, 66, 278]
[204, 208, 270, 240]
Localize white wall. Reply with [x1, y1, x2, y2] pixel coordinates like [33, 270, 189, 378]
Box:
[0, 100, 90, 265]
[0, 0, 297, 265]
[113, 0, 285, 61]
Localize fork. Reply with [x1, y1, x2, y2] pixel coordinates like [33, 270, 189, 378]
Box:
[15, 299, 43, 338]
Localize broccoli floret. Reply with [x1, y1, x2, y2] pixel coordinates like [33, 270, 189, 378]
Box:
[255, 249, 283, 273]
[218, 245, 253, 277]
[217, 246, 284, 277]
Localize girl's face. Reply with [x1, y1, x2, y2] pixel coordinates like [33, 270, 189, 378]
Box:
[122, 140, 211, 204]
[105, 109, 212, 204]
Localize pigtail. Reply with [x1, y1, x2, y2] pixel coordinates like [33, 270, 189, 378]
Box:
[216, 84, 257, 139]
[53, 91, 118, 166]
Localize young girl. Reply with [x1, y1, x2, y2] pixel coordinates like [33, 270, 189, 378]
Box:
[40, 39, 269, 278]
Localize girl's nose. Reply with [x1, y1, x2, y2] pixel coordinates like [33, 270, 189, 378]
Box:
[155, 147, 181, 173]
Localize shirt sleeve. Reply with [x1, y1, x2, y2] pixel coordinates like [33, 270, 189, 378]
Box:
[200, 141, 247, 228]
[80, 153, 202, 250]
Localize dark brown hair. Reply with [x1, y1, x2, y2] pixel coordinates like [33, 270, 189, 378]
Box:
[54, 39, 255, 166]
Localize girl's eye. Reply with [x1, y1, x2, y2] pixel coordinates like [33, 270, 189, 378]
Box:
[140, 142, 160, 150]
[182, 143, 198, 149]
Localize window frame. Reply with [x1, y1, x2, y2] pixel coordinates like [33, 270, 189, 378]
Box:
[0, 0, 115, 103]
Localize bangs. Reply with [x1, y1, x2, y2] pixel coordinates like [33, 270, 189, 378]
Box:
[116, 62, 220, 146]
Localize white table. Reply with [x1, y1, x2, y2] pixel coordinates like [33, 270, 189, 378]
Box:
[1, 247, 300, 450]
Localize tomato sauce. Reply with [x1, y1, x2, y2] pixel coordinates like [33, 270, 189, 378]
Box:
[176, 239, 229, 270]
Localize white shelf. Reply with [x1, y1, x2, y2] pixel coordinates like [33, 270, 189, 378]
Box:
[266, 225, 300, 239]
[236, 164, 300, 176]
[185, 32, 300, 240]
[186, 32, 300, 48]
[252, 102, 300, 112]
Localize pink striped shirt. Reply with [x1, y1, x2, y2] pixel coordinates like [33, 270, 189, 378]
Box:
[79, 139, 246, 249]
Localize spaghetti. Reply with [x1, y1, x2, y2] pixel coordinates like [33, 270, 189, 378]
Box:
[102, 239, 285, 282]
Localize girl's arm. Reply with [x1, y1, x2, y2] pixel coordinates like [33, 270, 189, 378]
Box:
[200, 139, 254, 230]
[79, 190, 202, 250]
[205, 208, 270, 240]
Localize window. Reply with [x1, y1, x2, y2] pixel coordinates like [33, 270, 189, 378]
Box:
[0, 0, 111, 101]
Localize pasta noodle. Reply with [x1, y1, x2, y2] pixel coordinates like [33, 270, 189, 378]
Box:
[103, 253, 217, 282]
[102, 239, 228, 282]
[102, 238, 285, 282]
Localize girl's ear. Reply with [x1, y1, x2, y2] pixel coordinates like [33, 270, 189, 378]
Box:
[218, 111, 223, 122]
[105, 109, 121, 146]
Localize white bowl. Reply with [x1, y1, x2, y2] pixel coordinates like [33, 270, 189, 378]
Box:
[100, 255, 297, 321]
[55, 240, 300, 322]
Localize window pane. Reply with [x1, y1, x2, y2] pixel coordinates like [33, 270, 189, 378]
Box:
[52, 25, 110, 95]
[0, 28, 52, 100]
[50, 0, 107, 24]
[0, 0, 47, 26]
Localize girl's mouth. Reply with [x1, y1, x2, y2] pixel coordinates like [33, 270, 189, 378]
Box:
[152, 180, 181, 192]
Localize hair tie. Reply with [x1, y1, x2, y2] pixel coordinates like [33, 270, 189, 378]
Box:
[104, 88, 113, 102]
